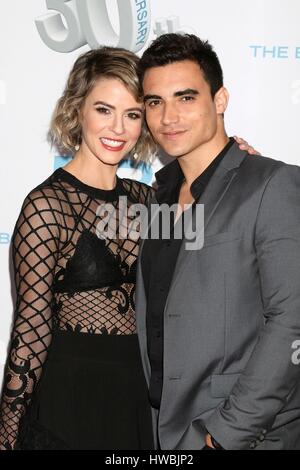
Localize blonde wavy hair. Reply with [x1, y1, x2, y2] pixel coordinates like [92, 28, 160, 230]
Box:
[49, 47, 157, 164]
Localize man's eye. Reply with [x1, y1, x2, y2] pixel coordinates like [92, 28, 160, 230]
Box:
[95, 107, 110, 114]
[128, 112, 142, 120]
[148, 100, 161, 107]
[181, 96, 195, 102]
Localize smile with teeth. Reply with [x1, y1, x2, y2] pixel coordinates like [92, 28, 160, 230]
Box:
[100, 137, 126, 151]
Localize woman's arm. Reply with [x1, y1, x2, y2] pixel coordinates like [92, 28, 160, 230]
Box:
[0, 190, 60, 449]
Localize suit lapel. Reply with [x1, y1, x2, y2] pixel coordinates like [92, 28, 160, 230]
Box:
[137, 142, 249, 315]
[200, 166, 238, 230]
[200, 142, 249, 230]
[164, 142, 249, 306]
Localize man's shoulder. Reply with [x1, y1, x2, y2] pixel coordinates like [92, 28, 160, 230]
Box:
[242, 153, 300, 181]
[244, 153, 285, 171]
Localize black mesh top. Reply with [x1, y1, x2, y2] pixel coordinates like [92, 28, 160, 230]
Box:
[0, 168, 155, 449]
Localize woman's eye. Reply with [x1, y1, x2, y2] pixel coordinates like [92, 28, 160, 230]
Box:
[127, 112, 142, 120]
[95, 107, 110, 114]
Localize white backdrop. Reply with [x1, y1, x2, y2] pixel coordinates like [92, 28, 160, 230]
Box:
[0, 0, 300, 384]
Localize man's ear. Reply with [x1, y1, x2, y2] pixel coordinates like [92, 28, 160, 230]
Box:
[214, 87, 229, 115]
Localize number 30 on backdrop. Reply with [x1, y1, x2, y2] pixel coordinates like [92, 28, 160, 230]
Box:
[35, 0, 151, 53]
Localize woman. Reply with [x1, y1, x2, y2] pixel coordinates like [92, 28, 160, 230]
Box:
[0, 47, 156, 450]
[0, 46, 256, 450]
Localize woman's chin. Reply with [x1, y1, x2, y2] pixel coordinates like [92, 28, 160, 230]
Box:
[95, 152, 126, 166]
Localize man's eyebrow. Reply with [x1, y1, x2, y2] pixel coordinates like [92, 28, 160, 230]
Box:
[143, 94, 161, 102]
[143, 89, 199, 102]
[174, 88, 199, 97]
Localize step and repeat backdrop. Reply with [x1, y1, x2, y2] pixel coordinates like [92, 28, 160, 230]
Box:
[0, 0, 300, 382]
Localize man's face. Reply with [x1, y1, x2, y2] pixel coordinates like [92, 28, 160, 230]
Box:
[143, 60, 227, 159]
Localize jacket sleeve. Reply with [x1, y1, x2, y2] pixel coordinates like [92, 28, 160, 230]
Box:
[0, 190, 60, 449]
[205, 164, 300, 450]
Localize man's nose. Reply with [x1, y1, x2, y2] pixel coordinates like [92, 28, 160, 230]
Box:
[161, 102, 179, 125]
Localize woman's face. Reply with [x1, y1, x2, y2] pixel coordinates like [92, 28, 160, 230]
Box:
[79, 77, 143, 166]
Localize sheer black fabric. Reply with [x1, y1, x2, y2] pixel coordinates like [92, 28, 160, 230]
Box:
[0, 168, 154, 449]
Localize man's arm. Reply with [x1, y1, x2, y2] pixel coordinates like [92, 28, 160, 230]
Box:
[205, 164, 300, 450]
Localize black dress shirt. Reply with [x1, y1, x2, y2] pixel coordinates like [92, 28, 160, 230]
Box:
[141, 138, 235, 409]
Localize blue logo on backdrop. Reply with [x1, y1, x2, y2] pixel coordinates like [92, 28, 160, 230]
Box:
[0, 233, 10, 244]
[250, 45, 300, 59]
[54, 156, 153, 185]
[117, 158, 154, 185]
[54, 155, 73, 170]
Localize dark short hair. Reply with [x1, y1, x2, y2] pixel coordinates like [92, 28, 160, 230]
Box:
[138, 33, 223, 97]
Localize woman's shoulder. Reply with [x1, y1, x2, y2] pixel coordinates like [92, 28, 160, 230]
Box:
[21, 170, 66, 213]
[121, 177, 156, 204]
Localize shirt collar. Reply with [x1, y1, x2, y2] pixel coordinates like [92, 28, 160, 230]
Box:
[155, 137, 235, 204]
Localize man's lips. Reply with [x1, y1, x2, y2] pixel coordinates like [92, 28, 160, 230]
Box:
[100, 137, 127, 152]
[161, 130, 187, 140]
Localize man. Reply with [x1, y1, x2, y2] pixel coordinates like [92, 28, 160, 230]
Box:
[135, 33, 300, 450]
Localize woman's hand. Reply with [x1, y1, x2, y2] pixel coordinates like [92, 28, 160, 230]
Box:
[234, 136, 261, 155]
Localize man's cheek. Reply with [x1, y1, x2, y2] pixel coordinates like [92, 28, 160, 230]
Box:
[146, 119, 157, 134]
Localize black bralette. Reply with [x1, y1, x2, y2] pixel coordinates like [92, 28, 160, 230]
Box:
[54, 230, 136, 294]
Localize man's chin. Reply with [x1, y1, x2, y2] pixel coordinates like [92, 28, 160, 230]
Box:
[158, 145, 188, 159]
[164, 150, 189, 160]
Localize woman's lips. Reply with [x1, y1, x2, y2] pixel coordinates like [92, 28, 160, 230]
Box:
[100, 137, 126, 152]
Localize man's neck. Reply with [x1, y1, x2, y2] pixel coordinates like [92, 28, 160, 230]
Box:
[177, 133, 229, 188]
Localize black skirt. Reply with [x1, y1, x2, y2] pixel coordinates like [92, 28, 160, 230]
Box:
[17, 330, 154, 450]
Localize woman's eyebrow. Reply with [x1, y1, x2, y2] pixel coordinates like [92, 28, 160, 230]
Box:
[93, 100, 142, 112]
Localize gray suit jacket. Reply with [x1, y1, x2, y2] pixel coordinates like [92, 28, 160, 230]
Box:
[136, 142, 300, 450]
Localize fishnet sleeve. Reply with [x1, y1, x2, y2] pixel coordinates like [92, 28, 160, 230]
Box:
[0, 190, 60, 450]
[122, 179, 156, 205]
